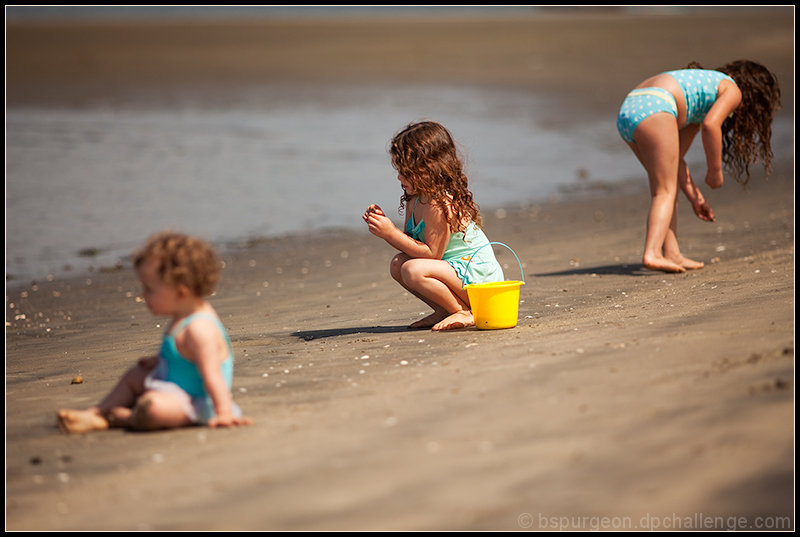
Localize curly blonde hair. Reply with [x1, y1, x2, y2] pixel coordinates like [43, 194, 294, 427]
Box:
[133, 231, 221, 297]
[687, 60, 781, 184]
[390, 121, 482, 231]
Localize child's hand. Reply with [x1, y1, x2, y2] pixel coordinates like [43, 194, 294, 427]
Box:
[365, 204, 385, 216]
[208, 414, 254, 428]
[705, 170, 724, 189]
[693, 199, 716, 222]
[363, 205, 394, 238]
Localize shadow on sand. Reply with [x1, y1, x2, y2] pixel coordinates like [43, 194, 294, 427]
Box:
[534, 263, 655, 277]
[293, 325, 412, 341]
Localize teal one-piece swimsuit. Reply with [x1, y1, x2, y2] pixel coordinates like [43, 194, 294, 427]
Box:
[405, 198, 504, 286]
[145, 312, 241, 423]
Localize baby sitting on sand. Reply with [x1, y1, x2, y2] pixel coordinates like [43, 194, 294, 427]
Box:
[57, 231, 251, 433]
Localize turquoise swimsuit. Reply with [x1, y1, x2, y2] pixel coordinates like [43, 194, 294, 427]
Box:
[667, 69, 735, 124]
[145, 312, 240, 423]
[616, 88, 678, 143]
[617, 69, 735, 143]
[405, 198, 504, 286]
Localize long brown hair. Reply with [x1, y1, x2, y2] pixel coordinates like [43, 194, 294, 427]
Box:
[389, 121, 482, 231]
[687, 60, 781, 184]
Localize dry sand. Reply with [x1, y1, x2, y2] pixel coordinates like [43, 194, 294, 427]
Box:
[5, 8, 795, 531]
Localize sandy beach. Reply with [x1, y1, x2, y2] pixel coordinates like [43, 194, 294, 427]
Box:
[5, 8, 795, 531]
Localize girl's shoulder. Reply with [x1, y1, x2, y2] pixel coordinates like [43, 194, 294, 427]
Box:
[174, 309, 229, 358]
[174, 308, 223, 337]
[418, 194, 451, 215]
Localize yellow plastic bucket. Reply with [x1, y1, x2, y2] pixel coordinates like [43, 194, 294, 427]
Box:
[463, 242, 525, 330]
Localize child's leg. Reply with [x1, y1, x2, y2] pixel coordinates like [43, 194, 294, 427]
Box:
[57, 361, 153, 434]
[127, 390, 195, 431]
[96, 361, 153, 412]
[395, 256, 473, 330]
[59, 390, 195, 433]
[662, 141, 705, 270]
[661, 205, 705, 270]
[630, 115, 686, 273]
[391, 253, 449, 326]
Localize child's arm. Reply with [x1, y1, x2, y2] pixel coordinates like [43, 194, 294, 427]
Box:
[183, 319, 251, 428]
[676, 125, 714, 222]
[701, 80, 743, 189]
[678, 158, 715, 222]
[363, 202, 449, 259]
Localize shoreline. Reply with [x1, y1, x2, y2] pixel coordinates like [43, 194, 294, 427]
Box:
[3, 173, 649, 291]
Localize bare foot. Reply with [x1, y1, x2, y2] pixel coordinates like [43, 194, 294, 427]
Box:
[432, 310, 474, 331]
[409, 312, 447, 329]
[642, 255, 686, 274]
[673, 256, 705, 270]
[57, 409, 109, 434]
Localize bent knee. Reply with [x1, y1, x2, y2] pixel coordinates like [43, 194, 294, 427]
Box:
[390, 253, 409, 281]
[399, 259, 424, 283]
[130, 395, 159, 430]
[131, 392, 191, 430]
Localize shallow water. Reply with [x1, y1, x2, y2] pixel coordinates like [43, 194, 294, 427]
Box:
[5, 82, 791, 282]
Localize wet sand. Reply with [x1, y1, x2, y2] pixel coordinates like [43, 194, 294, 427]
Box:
[5, 8, 795, 531]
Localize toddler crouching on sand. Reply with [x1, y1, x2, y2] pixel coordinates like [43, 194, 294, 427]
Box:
[57, 231, 252, 433]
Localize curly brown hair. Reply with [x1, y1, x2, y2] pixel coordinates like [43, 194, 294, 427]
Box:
[390, 121, 482, 232]
[133, 231, 222, 297]
[687, 60, 781, 184]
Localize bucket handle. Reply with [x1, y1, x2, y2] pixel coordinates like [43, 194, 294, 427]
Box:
[462, 242, 525, 289]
